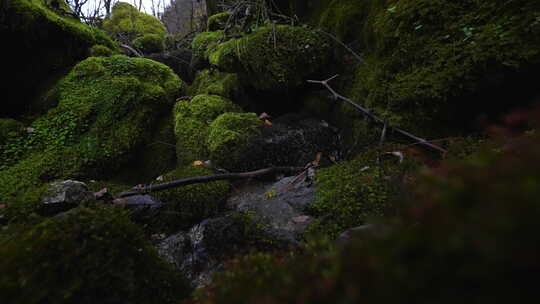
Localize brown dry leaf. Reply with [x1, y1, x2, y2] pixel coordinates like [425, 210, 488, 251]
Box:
[192, 160, 204, 166]
[329, 156, 337, 164]
[0, 204, 6, 209]
[314, 152, 323, 166]
[264, 119, 273, 126]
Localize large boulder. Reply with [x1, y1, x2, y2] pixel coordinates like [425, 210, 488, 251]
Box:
[209, 114, 339, 172]
[0, 205, 191, 303]
[208, 25, 331, 91]
[0, 55, 183, 216]
[0, 0, 117, 116]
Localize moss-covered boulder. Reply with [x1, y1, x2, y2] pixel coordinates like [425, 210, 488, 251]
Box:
[1, 0, 117, 116]
[155, 166, 230, 232]
[208, 25, 331, 91]
[346, 0, 540, 135]
[0, 55, 183, 215]
[102, 2, 166, 44]
[188, 69, 245, 103]
[174, 94, 241, 165]
[191, 30, 224, 68]
[207, 112, 262, 171]
[133, 33, 165, 54]
[0, 204, 191, 303]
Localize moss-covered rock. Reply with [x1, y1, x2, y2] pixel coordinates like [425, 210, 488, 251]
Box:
[1, 0, 117, 116]
[174, 94, 241, 165]
[188, 69, 244, 102]
[208, 25, 331, 91]
[90, 44, 114, 57]
[307, 149, 411, 238]
[207, 112, 262, 171]
[0, 55, 183, 216]
[0, 204, 191, 303]
[102, 2, 166, 44]
[155, 166, 230, 231]
[133, 33, 165, 54]
[207, 12, 231, 31]
[198, 127, 540, 304]
[347, 0, 540, 134]
[191, 30, 225, 68]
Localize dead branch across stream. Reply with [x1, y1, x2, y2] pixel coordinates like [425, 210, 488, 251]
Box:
[117, 166, 305, 198]
[307, 75, 447, 154]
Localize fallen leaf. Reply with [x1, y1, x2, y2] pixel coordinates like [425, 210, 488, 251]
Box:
[192, 160, 204, 166]
[0, 204, 6, 209]
[312, 152, 322, 166]
[264, 119, 273, 126]
[26, 127, 35, 133]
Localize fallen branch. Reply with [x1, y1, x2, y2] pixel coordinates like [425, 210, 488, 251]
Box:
[308, 75, 447, 154]
[117, 166, 305, 198]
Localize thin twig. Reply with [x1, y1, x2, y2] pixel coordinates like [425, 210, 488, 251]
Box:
[316, 29, 365, 64]
[118, 166, 305, 198]
[308, 75, 447, 154]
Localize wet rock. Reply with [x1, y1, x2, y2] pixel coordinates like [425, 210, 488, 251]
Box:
[214, 113, 339, 172]
[41, 180, 94, 215]
[228, 174, 316, 243]
[157, 213, 254, 288]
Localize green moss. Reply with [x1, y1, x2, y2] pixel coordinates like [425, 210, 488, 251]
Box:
[90, 44, 114, 57]
[155, 166, 230, 231]
[188, 69, 244, 102]
[308, 149, 410, 238]
[0, 119, 24, 145]
[208, 12, 231, 31]
[133, 33, 165, 54]
[0, 204, 191, 303]
[207, 25, 331, 91]
[102, 2, 166, 43]
[191, 30, 225, 68]
[207, 112, 262, 171]
[2, 0, 117, 115]
[346, 0, 540, 134]
[198, 130, 540, 304]
[0, 55, 183, 214]
[174, 94, 241, 165]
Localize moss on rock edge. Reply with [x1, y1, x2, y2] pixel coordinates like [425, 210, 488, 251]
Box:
[0, 55, 183, 216]
[0, 204, 191, 303]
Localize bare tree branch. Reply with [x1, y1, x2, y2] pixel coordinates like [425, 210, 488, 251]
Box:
[120, 43, 143, 57]
[308, 75, 447, 154]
